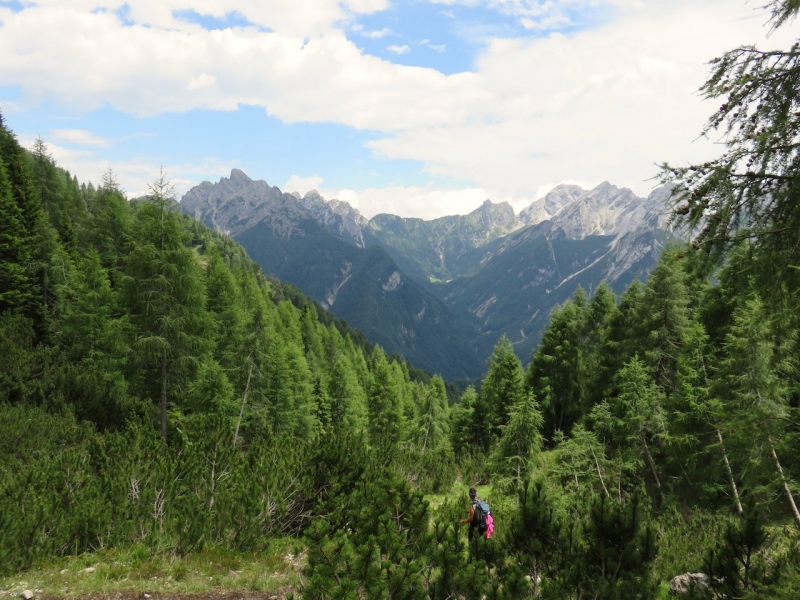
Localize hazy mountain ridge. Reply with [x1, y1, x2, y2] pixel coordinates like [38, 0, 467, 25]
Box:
[364, 199, 525, 287]
[180, 170, 673, 378]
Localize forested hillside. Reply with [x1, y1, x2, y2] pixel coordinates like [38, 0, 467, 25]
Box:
[0, 111, 458, 571]
[2, 1, 800, 597]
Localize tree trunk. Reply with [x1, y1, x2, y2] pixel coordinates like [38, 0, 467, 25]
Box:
[592, 447, 611, 499]
[421, 414, 431, 454]
[161, 350, 168, 441]
[771, 444, 800, 528]
[233, 361, 254, 447]
[641, 434, 664, 503]
[717, 429, 743, 515]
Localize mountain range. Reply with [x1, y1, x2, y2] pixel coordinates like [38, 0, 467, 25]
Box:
[180, 169, 673, 380]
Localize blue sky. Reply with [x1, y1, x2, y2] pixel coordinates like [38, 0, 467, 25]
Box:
[0, 0, 791, 218]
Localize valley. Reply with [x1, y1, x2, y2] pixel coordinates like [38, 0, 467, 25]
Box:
[181, 172, 674, 378]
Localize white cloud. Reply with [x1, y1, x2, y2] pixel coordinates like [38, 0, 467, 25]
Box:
[283, 174, 325, 196]
[1, 0, 796, 218]
[50, 128, 112, 148]
[187, 73, 217, 90]
[18, 0, 391, 37]
[364, 27, 392, 38]
[387, 44, 411, 54]
[332, 185, 494, 219]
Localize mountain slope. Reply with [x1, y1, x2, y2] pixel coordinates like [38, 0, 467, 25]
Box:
[441, 183, 672, 359]
[365, 199, 523, 288]
[181, 170, 673, 378]
[181, 170, 481, 379]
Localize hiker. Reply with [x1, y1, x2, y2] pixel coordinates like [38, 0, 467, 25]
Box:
[460, 487, 494, 540]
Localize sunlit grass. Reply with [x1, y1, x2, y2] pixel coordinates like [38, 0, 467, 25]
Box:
[0, 540, 304, 599]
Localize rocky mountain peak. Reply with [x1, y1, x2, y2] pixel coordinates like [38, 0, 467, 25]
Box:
[519, 184, 585, 226]
[545, 182, 649, 239]
[229, 168, 252, 183]
[470, 199, 519, 231]
[301, 190, 324, 206]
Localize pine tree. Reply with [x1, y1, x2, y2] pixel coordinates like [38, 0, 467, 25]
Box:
[506, 480, 563, 596]
[578, 494, 658, 599]
[701, 503, 784, 599]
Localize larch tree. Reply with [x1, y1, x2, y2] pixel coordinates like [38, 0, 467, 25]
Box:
[124, 169, 210, 441]
[661, 0, 800, 291]
[367, 346, 403, 450]
[637, 249, 690, 396]
[527, 297, 586, 440]
[476, 335, 526, 450]
[715, 295, 800, 526]
[491, 392, 544, 489]
[593, 356, 669, 503]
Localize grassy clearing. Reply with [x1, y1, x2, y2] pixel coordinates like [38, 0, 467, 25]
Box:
[425, 481, 494, 510]
[0, 540, 304, 599]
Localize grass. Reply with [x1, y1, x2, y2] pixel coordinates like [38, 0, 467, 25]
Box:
[425, 481, 494, 509]
[0, 540, 304, 599]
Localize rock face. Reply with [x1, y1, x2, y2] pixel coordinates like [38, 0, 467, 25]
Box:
[669, 573, 710, 595]
[518, 184, 585, 226]
[181, 169, 302, 236]
[181, 169, 675, 378]
[439, 182, 672, 359]
[181, 170, 367, 244]
[299, 190, 368, 248]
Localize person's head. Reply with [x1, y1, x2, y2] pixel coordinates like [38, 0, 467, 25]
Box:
[469, 487, 477, 501]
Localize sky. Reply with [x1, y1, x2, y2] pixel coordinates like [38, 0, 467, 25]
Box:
[0, 0, 796, 219]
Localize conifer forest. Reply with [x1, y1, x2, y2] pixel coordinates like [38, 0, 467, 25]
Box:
[2, 1, 800, 598]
